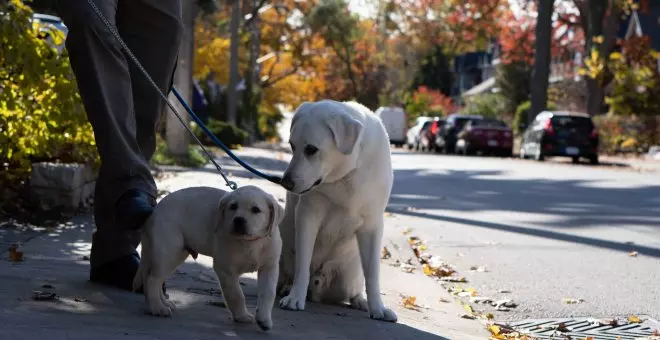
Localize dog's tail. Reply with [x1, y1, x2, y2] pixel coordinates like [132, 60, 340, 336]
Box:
[132, 230, 150, 293]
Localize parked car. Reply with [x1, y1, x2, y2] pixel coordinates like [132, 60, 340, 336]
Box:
[455, 118, 513, 157]
[375, 106, 407, 147]
[420, 118, 445, 152]
[406, 116, 431, 150]
[435, 113, 483, 153]
[519, 111, 599, 164]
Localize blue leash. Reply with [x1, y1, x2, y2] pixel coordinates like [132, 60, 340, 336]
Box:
[85, 0, 282, 190]
[170, 88, 282, 185]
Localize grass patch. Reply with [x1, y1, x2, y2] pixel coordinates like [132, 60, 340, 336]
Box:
[152, 140, 208, 168]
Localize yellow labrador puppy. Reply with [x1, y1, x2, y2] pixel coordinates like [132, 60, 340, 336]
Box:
[132, 185, 283, 331]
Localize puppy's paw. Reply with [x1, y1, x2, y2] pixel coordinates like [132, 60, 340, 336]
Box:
[164, 299, 176, 311]
[279, 294, 305, 311]
[233, 312, 255, 324]
[369, 306, 397, 323]
[255, 314, 273, 331]
[146, 304, 173, 317]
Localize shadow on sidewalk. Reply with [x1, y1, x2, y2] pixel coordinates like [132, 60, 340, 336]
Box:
[1, 213, 449, 340]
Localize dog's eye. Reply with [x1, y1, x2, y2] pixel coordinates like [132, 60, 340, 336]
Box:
[229, 203, 238, 210]
[251, 206, 261, 214]
[304, 145, 318, 156]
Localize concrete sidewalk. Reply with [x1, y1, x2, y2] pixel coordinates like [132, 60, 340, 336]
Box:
[0, 148, 489, 340]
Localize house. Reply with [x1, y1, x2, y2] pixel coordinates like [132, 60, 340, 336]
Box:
[624, 1, 660, 70]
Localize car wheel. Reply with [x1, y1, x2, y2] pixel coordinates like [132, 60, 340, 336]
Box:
[572, 156, 580, 164]
[534, 147, 545, 162]
[589, 155, 599, 165]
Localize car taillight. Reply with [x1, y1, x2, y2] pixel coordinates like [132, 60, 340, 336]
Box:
[590, 128, 598, 139]
[543, 119, 554, 135]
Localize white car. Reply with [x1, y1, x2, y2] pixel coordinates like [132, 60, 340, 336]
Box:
[375, 106, 407, 147]
[406, 116, 431, 150]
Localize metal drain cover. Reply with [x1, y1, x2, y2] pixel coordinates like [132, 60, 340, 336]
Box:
[507, 317, 660, 339]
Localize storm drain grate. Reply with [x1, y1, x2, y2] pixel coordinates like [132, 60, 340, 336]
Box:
[507, 317, 660, 339]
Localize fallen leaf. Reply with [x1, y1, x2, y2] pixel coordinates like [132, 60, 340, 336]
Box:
[402, 227, 413, 235]
[463, 304, 474, 314]
[458, 291, 473, 298]
[563, 298, 585, 304]
[470, 296, 493, 304]
[439, 298, 451, 303]
[459, 313, 476, 320]
[586, 318, 617, 326]
[8, 243, 24, 262]
[498, 289, 512, 294]
[401, 295, 421, 311]
[485, 312, 495, 320]
[557, 322, 568, 332]
[628, 315, 642, 323]
[389, 260, 401, 267]
[488, 324, 504, 339]
[32, 291, 57, 301]
[402, 266, 415, 274]
[440, 276, 467, 283]
[41, 284, 55, 289]
[469, 265, 488, 272]
[380, 247, 392, 260]
[492, 299, 517, 309]
[628, 251, 638, 257]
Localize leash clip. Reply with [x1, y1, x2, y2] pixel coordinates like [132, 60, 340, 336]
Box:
[226, 181, 238, 191]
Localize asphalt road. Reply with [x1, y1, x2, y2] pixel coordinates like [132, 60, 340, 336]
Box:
[385, 149, 660, 322]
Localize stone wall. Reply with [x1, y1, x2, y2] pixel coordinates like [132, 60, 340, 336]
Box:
[29, 163, 96, 212]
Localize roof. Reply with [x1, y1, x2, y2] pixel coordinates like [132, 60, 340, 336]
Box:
[625, 4, 660, 50]
[542, 110, 590, 118]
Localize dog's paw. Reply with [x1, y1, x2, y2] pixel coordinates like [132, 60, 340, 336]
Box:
[349, 295, 369, 312]
[164, 299, 176, 311]
[256, 315, 273, 331]
[279, 294, 305, 311]
[233, 312, 255, 324]
[369, 306, 397, 323]
[146, 304, 173, 317]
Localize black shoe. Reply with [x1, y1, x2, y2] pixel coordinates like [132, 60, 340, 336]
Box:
[115, 189, 155, 230]
[89, 252, 168, 297]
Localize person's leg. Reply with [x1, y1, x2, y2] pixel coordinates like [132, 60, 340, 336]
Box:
[57, 0, 181, 291]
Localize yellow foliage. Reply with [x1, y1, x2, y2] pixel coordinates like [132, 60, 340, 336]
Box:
[1, 0, 97, 194]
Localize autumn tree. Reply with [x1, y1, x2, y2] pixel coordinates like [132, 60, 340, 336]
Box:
[411, 44, 453, 96]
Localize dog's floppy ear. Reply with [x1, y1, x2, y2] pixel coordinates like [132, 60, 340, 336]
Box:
[266, 194, 284, 236]
[214, 193, 230, 234]
[326, 113, 363, 155]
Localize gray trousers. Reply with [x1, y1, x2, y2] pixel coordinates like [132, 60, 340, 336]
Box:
[57, 0, 183, 267]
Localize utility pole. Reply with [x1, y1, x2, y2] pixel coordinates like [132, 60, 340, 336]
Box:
[166, 0, 196, 156]
[227, 0, 240, 126]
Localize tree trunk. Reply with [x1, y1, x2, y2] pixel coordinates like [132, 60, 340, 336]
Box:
[243, 0, 261, 142]
[227, 0, 240, 126]
[166, 0, 196, 156]
[530, 0, 554, 124]
[584, 0, 615, 116]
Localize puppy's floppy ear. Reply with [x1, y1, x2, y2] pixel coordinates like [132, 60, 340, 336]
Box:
[214, 193, 230, 234]
[325, 113, 363, 155]
[266, 194, 284, 236]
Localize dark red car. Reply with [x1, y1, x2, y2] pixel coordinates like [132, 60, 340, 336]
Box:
[455, 118, 513, 157]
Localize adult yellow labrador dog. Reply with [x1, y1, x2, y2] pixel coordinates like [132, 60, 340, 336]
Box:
[277, 100, 397, 322]
[133, 185, 283, 331]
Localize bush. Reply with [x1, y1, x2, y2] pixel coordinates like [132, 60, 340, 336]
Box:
[151, 138, 207, 168]
[1, 1, 97, 204]
[593, 114, 660, 154]
[513, 100, 557, 135]
[191, 118, 248, 148]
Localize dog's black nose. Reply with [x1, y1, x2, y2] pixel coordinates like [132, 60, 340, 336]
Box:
[232, 216, 247, 235]
[281, 174, 295, 191]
